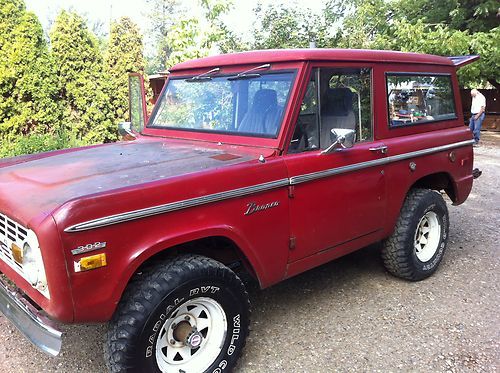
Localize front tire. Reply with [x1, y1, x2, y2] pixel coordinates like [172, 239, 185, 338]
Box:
[382, 188, 449, 281]
[106, 255, 250, 373]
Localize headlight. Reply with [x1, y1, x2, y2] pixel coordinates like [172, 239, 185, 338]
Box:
[0, 212, 49, 298]
[23, 242, 38, 285]
[22, 232, 48, 294]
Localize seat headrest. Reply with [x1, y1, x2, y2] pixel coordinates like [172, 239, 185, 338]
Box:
[323, 87, 354, 116]
[253, 89, 278, 109]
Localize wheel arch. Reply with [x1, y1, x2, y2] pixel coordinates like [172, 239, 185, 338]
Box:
[385, 171, 455, 239]
[411, 171, 456, 202]
[133, 234, 260, 280]
[110, 228, 264, 318]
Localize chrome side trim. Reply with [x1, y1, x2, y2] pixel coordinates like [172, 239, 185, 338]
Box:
[289, 140, 474, 185]
[0, 275, 62, 356]
[65, 140, 472, 233]
[65, 178, 290, 232]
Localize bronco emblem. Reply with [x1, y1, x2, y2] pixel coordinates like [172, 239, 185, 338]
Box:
[244, 201, 279, 216]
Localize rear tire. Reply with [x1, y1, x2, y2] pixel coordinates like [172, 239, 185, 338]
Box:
[382, 188, 449, 281]
[106, 254, 250, 373]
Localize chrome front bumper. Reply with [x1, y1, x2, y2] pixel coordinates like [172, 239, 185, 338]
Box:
[0, 275, 62, 356]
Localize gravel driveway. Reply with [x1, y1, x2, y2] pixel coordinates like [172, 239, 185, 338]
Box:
[1, 134, 499, 373]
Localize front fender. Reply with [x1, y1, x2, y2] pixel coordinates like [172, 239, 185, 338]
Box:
[123, 225, 267, 291]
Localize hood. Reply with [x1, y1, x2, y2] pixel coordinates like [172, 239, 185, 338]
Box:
[0, 138, 257, 226]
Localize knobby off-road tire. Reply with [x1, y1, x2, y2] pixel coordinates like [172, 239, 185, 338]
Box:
[382, 188, 449, 281]
[106, 255, 250, 373]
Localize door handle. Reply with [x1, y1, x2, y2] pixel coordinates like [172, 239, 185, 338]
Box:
[369, 145, 388, 154]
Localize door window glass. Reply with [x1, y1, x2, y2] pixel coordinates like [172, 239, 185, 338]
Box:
[320, 68, 372, 148]
[289, 67, 372, 152]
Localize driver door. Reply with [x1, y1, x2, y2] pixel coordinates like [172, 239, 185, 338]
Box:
[285, 66, 387, 263]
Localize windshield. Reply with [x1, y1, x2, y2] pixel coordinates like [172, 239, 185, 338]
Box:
[148, 71, 295, 138]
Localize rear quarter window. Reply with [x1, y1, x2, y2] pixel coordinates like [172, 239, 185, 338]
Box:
[386, 74, 456, 127]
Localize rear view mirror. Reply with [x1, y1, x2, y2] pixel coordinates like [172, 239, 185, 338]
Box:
[321, 128, 356, 154]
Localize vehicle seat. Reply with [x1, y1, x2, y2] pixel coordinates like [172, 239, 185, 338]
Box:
[238, 89, 281, 135]
[320, 88, 356, 148]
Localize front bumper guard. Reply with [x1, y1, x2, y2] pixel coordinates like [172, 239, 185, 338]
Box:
[0, 275, 62, 356]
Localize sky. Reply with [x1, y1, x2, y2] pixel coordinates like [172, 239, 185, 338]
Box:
[25, 0, 326, 50]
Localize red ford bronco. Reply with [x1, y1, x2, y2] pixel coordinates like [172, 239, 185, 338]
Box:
[0, 49, 480, 372]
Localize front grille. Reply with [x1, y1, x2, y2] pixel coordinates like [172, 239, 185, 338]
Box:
[0, 211, 50, 298]
[0, 212, 26, 273]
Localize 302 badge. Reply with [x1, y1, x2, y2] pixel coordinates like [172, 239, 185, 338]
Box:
[71, 242, 107, 255]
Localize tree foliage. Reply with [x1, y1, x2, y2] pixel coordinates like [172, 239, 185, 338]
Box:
[106, 17, 146, 124]
[251, 2, 330, 50]
[50, 10, 115, 143]
[323, 0, 499, 88]
[333, 0, 391, 49]
[165, 0, 234, 68]
[392, 0, 499, 33]
[144, 0, 180, 73]
[247, 0, 498, 87]
[1, 0, 498, 158]
[144, 0, 235, 70]
[0, 0, 62, 155]
[200, 0, 241, 53]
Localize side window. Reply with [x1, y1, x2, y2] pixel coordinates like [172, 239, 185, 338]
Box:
[387, 74, 456, 127]
[320, 68, 372, 147]
[289, 67, 372, 153]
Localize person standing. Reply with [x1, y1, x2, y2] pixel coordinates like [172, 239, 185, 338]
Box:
[469, 89, 486, 146]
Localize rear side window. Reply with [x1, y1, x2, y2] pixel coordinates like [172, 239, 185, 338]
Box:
[386, 74, 456, 127]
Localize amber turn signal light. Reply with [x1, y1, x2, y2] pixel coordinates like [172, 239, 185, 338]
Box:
[74, 253, 107, 272]
[11, 243, 23, 264]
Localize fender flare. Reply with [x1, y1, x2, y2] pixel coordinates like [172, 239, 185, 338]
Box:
[109, 225, 267, 313]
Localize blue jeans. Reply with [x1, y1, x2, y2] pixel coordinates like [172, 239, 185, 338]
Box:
[469, 113, 485, 143]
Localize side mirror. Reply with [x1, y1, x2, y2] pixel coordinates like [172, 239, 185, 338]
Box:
[321, 128, 356, 154]
[118, 121, 137, 141]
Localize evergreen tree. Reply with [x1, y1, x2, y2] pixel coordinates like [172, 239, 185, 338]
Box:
[106, 17, 145, 124]
[50, 10, 115, 143]
[0, 0, 62, 153]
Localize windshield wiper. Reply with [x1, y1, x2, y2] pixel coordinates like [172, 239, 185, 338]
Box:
[185, 67, 221, 82]
[227, 64, 271, 81]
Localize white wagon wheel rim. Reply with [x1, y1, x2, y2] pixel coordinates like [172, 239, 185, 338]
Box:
[155, 297, 227, 372]
[414, 211, 441, 262]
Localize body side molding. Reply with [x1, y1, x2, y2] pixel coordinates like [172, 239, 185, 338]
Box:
[65, 140, 473, 233]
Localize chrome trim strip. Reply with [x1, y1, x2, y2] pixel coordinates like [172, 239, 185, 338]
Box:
[289, 140, 474, 185]
[65, 140, 472, 232]
[0, 275, 62, 356]
[65, 178, 290, 232]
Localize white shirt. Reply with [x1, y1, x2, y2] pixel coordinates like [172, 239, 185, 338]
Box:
[471, 92, 486, 114]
